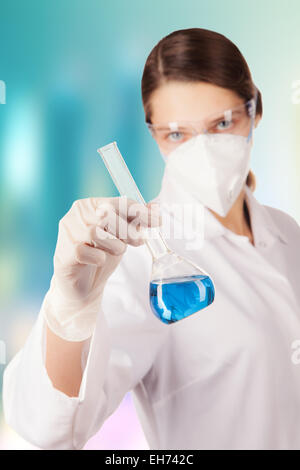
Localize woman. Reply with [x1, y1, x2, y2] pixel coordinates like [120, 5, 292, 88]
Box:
[3, 28, 300, 450]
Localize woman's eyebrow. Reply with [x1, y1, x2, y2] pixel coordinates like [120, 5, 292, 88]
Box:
[207, 109, 244, 124]
[151, 108, 245, 127]
[153, 123, 193, 130]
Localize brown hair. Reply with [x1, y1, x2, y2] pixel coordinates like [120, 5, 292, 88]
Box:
[141, 28, 262, 191]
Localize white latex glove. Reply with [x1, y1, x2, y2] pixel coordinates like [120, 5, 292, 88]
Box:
[42, 196, 161, 341]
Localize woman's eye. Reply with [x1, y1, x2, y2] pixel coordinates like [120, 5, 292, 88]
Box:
[216, 120, 232, 131]
[167, 131, 184, 142]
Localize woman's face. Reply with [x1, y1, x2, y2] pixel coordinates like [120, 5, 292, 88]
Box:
[148, 81, 261, 156]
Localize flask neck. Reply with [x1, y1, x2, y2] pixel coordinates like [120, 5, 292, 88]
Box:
[144, 229, 171, 260]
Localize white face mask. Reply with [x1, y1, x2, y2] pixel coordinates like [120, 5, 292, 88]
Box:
[160, 132, 254, 217]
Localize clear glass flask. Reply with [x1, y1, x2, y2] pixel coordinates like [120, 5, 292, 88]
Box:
[97, 142, 215, 324]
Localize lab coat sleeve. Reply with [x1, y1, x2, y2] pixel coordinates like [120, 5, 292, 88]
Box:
[2, 243, 169, 450]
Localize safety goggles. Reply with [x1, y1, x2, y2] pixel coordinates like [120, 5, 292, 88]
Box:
[146, 95, 257, 154]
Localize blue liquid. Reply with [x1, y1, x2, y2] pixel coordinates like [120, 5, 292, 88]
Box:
[149, 274, 215, 324]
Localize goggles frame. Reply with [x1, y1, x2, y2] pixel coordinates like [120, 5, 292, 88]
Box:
[146, 91, 258, 148]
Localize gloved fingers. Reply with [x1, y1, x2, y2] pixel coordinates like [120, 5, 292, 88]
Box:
[146, 201, 162, 224]
[88, 225, 127, 256]
[56, 197, 162, 263]
[96, 205, 123, 236]
[126, 216, 151, 246]
[126, 200, 162, 227]
[96, 197, 162, 228]
[95, 206, 147, 247]
[129, 201, 162, 227]
[59, 198, 161, 248]
[75, 243, 107, 267]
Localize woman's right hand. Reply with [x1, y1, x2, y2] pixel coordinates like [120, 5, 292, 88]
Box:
[43, 196, 161, 342]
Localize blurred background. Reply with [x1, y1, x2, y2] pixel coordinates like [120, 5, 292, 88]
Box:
[0, 0, 300, 450]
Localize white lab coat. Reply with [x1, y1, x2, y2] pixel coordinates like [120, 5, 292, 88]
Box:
[3, 172, 300, 450]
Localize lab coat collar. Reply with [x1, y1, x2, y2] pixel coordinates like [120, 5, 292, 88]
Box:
[243, 185, 288, 245]
[156, 172, 288, 246]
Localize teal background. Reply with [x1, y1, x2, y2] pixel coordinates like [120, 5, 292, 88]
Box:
[0, 0, 299, 449]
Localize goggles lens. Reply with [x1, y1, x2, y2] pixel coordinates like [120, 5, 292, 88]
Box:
[147, 98, 256, 154]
